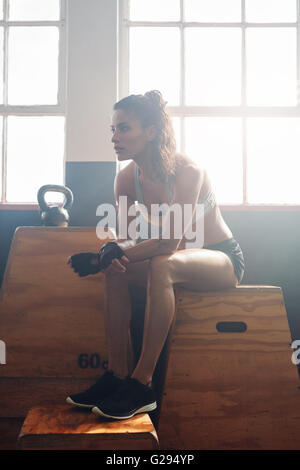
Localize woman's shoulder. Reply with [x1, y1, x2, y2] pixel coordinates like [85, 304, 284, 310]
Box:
[116, 160, 135, 180]
[172, 154, 211, 198]
[174, 153, 206, 180]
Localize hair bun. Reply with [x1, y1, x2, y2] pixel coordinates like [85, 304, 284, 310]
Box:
[144, 90, 167, 110]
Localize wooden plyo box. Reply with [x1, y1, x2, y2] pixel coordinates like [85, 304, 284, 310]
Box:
[1, 226, 299, 450]
[158, 286, 300, 450]
[17, 406, 159, 450]
[0, 227, 115, 419]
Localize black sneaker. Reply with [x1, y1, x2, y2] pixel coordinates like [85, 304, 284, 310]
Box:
[91, 376, 157, 419]
[66, 371, 124, 408]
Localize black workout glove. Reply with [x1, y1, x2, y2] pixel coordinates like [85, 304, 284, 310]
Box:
[98, 242, 126, 270]
[68, 252, 101, 277]
[68, 242, 126, 277]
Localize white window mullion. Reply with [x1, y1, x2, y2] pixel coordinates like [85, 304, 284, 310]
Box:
[127, 21, 297, 29]
[3, 0, 8, 106]
[0, 20, 62, 27]
[1, 0, 8, 202]
[118, 0, 129, 102]
[297, 0, 300, 105]
[57, 0, 66, 112]
[241, 0, 247, 204]
[117, 0, 129, 173]
[59, 0, 66, 189]
[241, 0, 246, 108]
[180, 0, 185, 154]
[0, 105, 65, 114]
[167, 105, 300, 117]
[2, 115, 7, 203]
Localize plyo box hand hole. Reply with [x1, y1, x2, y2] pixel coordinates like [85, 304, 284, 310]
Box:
[216, 321, 247, 333]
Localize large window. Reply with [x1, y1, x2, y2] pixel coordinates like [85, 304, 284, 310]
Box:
[0, 0, 66, 204]
[118, 0, 300, 206]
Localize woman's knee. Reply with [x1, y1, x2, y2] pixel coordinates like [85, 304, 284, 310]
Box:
[149, 254, 177, 283]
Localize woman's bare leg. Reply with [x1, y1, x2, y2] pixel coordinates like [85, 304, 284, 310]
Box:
[131, 260, 175, 387]
[131, 249, 238, 386]
[104, 272, 133, 379]
[103, 260, 150, 379]
[103, 249, 237, 386]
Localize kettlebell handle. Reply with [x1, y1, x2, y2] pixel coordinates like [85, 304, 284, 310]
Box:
[37, 184, 74, 212]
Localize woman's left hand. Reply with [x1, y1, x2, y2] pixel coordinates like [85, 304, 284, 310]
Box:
[104, 255, 129, 274]
[67, 252, 101, 277]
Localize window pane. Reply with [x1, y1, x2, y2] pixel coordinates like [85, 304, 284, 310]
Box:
[245, 0, 297, 23]
[0, 28, 4, 104]
[8, 27, 59, 105]
[185, 28, 241, 105]
[129, 0, 180, 21]
[9, 0, 60, 21]
[185, 117, 243, 204]
[0, 1, 3, 20]
[6, 116, 65, 203]
[184, 0, 241, 22]
[246, 28, 297, 106]
[247, 118, 300, 204]
[129, 27, 180, 106]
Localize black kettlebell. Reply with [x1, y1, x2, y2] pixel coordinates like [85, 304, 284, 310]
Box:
[37, 184, 74, 227]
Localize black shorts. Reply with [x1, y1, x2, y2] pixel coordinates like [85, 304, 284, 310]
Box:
[204, 237, 245, 284]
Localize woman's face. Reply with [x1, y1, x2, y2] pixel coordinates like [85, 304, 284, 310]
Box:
[111, 109, 155, 161]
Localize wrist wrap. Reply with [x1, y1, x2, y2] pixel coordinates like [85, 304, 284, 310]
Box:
[98, 242, 125, 270]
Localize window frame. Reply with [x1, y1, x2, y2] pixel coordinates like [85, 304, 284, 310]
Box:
[0, 0, 67, 208]
[118, 0, 300, 211]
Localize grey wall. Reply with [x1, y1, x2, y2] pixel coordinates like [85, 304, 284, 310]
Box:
[223, 210, 300, 341]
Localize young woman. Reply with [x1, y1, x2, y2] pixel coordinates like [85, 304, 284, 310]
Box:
[66, 90, 245, 420]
